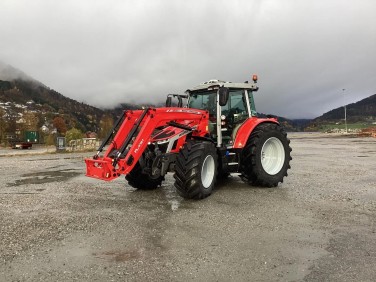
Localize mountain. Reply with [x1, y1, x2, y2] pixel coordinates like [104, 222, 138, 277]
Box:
[0, 61, 40, 83]
[316, 94, 376, 121]
[110, 102, 159, 117]
[306, 94, 376, 131]
[257, 113, 311, 131]
[0, 62, 104, 133]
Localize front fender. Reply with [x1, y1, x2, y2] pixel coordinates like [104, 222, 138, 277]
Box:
[232, 118, 279, 148]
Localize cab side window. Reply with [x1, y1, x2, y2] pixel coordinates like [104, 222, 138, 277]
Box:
[223, 90, 248, 124]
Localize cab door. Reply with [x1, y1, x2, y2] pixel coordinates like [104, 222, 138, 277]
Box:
[221, 90, 251, 145]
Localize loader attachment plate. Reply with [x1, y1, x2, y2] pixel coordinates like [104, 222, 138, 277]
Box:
[85, 158, 118, 181]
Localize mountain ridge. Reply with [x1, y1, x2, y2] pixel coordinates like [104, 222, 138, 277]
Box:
[306, 93, 376, 131]
[0, 62, 105, 135]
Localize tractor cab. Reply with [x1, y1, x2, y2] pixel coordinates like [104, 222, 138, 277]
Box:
[186, 77, 259, 147]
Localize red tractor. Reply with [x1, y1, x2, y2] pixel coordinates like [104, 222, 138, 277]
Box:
[85, 76, 292, 199]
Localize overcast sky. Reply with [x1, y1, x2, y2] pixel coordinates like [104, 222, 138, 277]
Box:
[1, 0, 375, 119]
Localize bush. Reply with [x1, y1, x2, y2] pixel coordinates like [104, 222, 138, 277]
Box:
[65, 128, 84, 143]
[45, 134, 56, 146]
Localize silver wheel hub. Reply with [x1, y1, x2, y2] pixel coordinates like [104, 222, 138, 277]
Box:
[201, 155, 215, 188]
[261, 137, 285, 175]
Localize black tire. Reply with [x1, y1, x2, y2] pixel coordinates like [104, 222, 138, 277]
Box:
[125, 162, 164, 190]
[174, 140, 218, 199]
[240, 123, 292, 187]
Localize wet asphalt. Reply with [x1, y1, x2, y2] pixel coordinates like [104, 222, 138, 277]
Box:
[0, 133, 375, 281]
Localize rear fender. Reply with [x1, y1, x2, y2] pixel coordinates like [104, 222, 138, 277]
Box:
[233, 118, 279, 149]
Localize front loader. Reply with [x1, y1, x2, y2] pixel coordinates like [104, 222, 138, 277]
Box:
[85, 76, 292, 199]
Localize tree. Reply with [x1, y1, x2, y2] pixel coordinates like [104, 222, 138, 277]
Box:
[36, 112, 44, 129]
[0, 109, 6, 145]
[22, 112, 39, 131]
[65, 127, 84, 143]
[53, 116, 67, 135]
[45, 133, 56, 146]
[98, 114, 114, 139]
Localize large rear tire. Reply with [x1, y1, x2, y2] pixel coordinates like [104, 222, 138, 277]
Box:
[240, 123, 292, 187]
[174, 140, 218, 199]
[126, 162, 164, 190]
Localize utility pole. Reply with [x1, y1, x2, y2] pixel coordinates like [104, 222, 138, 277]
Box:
[342, 88, 347, 133]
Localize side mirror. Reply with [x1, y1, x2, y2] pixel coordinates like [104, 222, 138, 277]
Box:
[177, 96, 183, 107]
[218, 86, 229, 106]
[165, 96, 172, 107]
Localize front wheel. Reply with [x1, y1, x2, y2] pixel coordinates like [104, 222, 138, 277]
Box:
[240, 123, 292, 187]
[126, 162, 164, 190]
[174, 140, 218, 199]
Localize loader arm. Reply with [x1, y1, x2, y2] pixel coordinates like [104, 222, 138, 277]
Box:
[85, 107, 209, 181]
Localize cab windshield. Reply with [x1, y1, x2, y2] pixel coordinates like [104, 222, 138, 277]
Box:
[188, 89, 253, 143]
[188, 89, 252, 120]
[188, 91, 217, 115]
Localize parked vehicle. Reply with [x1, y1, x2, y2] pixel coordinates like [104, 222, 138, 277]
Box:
[85, 76, 292, 199]
[8, 131, 39, 149]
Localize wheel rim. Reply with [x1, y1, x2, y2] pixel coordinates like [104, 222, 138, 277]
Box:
[261, 137, 285, 175]
[201, 155, 215, 188]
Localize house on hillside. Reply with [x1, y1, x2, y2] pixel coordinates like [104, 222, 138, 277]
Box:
[16, 117, 26, 124]
[41, 125, 49, 133]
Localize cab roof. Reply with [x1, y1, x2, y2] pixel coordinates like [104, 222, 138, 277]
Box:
[186, 79, 259, 92]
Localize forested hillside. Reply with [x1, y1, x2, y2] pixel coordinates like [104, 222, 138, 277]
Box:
[315, 94, 376, 122]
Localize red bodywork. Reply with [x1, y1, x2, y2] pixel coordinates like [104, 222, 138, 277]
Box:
[233, 117, 278, 148]
[85, 107, 209, 181]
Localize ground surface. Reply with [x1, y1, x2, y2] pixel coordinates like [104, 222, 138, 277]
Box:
[0, 133, 375, 281]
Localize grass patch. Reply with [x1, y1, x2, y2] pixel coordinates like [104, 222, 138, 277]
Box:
[318, 122, 374, 132]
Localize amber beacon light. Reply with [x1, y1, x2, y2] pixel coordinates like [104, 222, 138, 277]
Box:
[252, 74, 258, 83]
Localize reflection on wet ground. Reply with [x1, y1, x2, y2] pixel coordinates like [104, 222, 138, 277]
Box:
[161, 185, 182, 211]
[6, 169, 81, 187]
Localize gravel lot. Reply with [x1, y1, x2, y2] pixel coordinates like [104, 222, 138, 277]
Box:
[0, 133, 375, 281]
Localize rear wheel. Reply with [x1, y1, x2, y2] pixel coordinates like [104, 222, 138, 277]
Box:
[126, 162, 164, 190]
[240, 123, 292, 187]
[174, 140, 217, 199]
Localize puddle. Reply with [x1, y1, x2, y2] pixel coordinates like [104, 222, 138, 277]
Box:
[170, 199, 180, 211]
[6, 169, 81, 187]
[25, 156, 84, 161]
[161, 185, 182, 211]
[26, 158, 61, 161]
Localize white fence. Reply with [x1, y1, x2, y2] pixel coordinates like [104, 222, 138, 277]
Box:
[68, 138, 99, 151]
